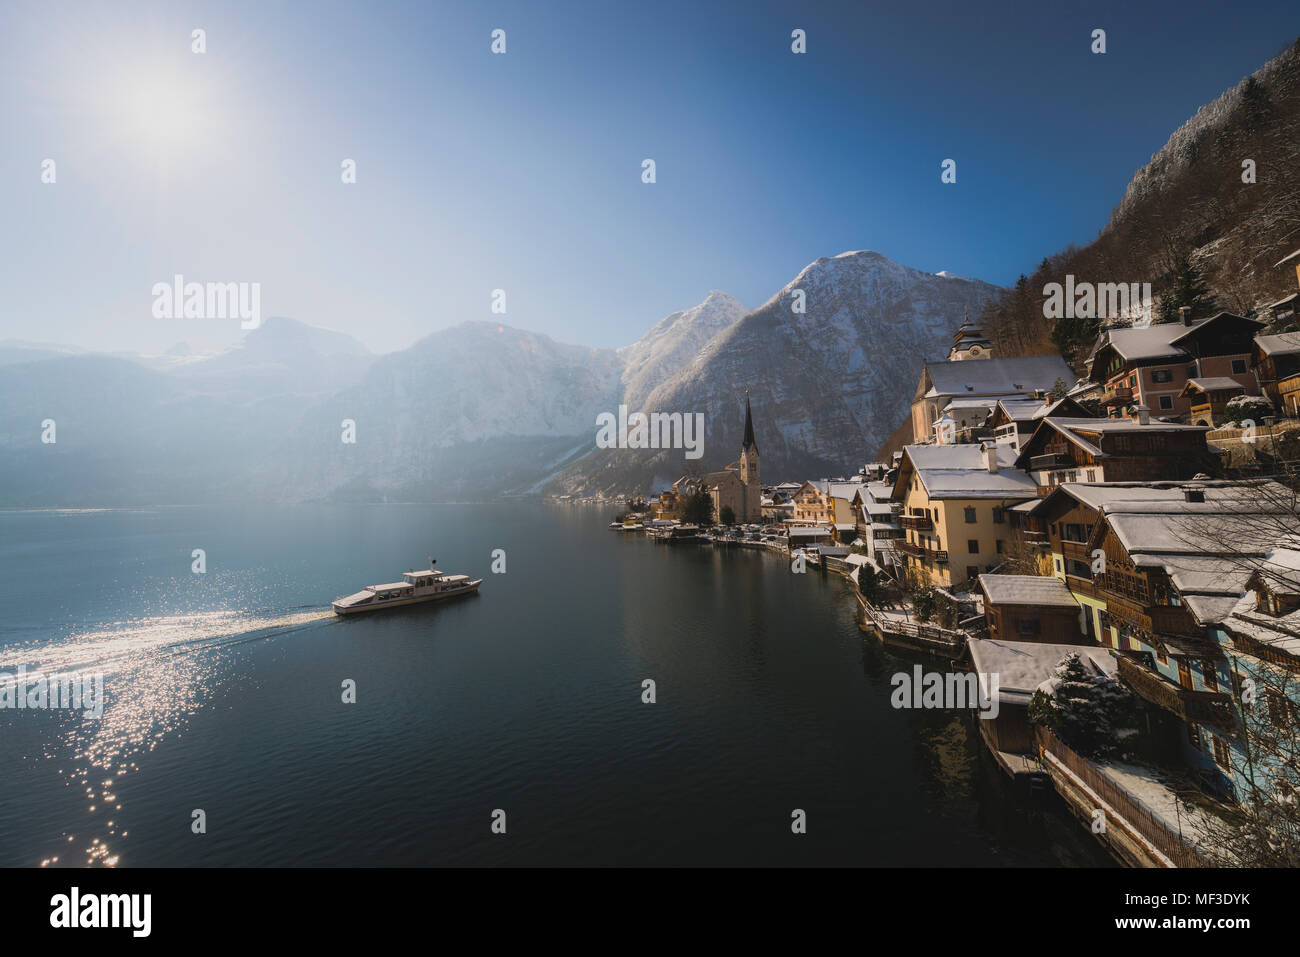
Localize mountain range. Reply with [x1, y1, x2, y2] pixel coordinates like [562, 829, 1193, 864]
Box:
[0, 253, 998, 505]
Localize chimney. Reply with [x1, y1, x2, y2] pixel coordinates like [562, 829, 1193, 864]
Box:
[1179, 305, 1192, 327]
[981, 441, 998, 473]
[1136, 405, 1150, 425]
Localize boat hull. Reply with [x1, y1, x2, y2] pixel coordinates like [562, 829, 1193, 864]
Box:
[331, 580, 482, 616]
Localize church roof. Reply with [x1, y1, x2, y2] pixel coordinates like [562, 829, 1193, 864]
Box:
[743, 391, 758, 453]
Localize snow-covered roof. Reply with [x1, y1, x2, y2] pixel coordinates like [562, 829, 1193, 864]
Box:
[979, 574, 1079, 607]
[995, 397, 1049, 422]
[1091, 313, 1261, 365]
[968, 639, 1116, 706]
[1184, 594, 1244, 625]
[1127, 553, 1252, 595]
[1254, 332, 1300, 358]
[1222, 592, 1300, 658]
[925, 354, 1073, 399]
[902, 444, 1039, 500]
[943, 397, 998, 412]
[1029, 480, 1275, 516]
[1183, 377, 1247, 394]
[788, 526, 833, 538]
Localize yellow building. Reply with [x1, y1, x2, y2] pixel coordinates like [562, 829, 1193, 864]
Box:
[890, 442, 1038, 589]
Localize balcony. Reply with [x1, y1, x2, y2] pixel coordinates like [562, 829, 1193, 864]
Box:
[1117, 655, 1238, 729]
[1061, 539, 1092, 560]
[1102, 385, 1134, 406]
[899, 541, 947, 563]
[1103, 595, 1207, 640]
[900, 514, 933, 532]
[1030, 453, 1075, 470]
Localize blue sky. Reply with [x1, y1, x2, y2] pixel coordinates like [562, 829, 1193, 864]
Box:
[1, 0, 1297, 354]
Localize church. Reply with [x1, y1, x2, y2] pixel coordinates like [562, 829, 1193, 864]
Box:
[703, 391, 761, 523]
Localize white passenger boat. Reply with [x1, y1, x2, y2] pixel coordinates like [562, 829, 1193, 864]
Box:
[331, 560, 482, 615]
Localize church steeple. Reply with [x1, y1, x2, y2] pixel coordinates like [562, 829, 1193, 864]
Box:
[742, 388, 758, 453]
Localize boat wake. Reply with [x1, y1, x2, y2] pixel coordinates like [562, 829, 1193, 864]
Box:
[0, 608, 335, 867]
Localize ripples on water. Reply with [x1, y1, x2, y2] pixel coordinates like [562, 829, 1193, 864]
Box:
[1, 609, 335, 866]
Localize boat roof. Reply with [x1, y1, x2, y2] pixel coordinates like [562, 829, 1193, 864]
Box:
[403, 568, 442, 577]
[369, 581, 415, 591]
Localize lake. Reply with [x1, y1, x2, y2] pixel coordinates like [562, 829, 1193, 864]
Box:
[0, 504, 1111, 866]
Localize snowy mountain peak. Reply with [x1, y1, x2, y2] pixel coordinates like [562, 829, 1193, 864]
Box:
[619, 290, 748, 409]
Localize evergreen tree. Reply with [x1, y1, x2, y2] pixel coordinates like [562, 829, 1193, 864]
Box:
[1029, 653, 1140, 759]
[681, 487, 715, 526]
[1155, 250, 1218, 324]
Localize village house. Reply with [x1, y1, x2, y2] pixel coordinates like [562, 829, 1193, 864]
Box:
[1087, 310, 1264, 420]
[1178, 377, 1248, 427]
[1012, 481, 1267, 646]
[978, 574, 1085, 644]
[967, 638, 1117, 761]
[790, 479, 860, 542]
[850, 480, 903, 576]
[1012, 412, 1217, 492]
[1251, 331, 1300, 416]
[909, 324, 1075, 444]
[988, 394, 1092, 451]
[890, 442, 1038, 589]
[1202, 548, 1300, 805]
[1075, 484, 1299, 799]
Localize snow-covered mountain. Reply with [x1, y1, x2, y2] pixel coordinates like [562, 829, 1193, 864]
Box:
[167, 316, 373, 396]
[272, 321, 626, 501]
[551, 250, 1002, 496]
[618, 290, 748, 410]
[0, 253, 999, 504]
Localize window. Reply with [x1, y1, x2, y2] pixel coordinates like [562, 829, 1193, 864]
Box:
[992, 507, 1004, 524]
[1266, 691, 1293, 729]
[1152, 369, 1173, 383]
[1055, 558, 1062, 572]
[1202, 660, 1218, 692]
[1212, 736, 1230, 768]
[1187, 365, 1197, 377]
[1232, 359, 1247, 374]
[964, 507, 976, 523]
[966, 565, 978, 581]
[1156, 649, 1168, 665]
[1086, 470, 1096, 481]
[996, 539, 1004, 554]
[1188, 723, 1202, 751]
[1156, 395, 1173, 410]
[1018, 618, 1041, 638]
[968, 539, 979, 554]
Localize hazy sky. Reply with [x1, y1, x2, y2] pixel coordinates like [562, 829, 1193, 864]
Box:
[2, 0, 1297, 355]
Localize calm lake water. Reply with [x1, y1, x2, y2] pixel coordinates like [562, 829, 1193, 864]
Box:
[0, 504, 1111, 866]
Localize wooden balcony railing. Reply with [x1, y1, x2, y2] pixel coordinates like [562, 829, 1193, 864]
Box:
[1116, 655, 1238, 730]
[1031, 453, 1075, 470]
[1102, 385, 1134, 406]
[899, 541, 947, 563]
[900, 515, 933, 532]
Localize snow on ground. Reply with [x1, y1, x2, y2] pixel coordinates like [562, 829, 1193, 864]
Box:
[1097, 759, 1232, 861]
